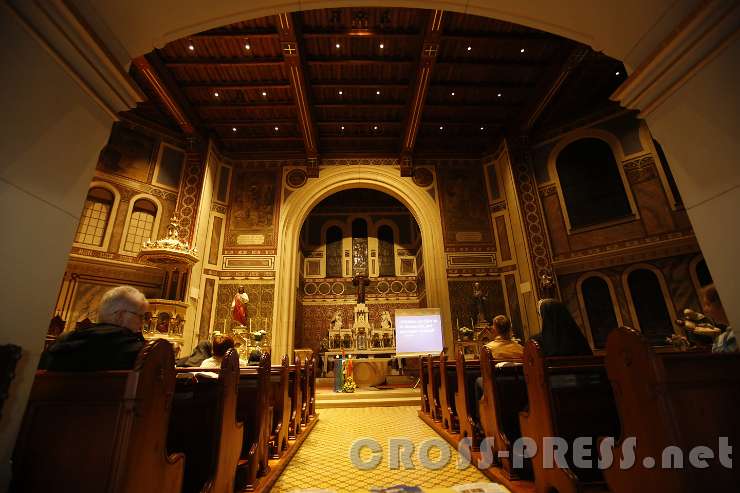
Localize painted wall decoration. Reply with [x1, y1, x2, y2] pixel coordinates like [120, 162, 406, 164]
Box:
[154, 145, 185, 189]
[66, 280, 160, 327]
[198, 278, 216, 342]
[227, 168, 279, 246]
[97, 123, 156, 182]
[437, 164, 493, 245]
[447, 279, 505, 332]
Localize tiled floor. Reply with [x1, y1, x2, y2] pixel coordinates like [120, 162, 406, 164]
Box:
[271, 406, 510, 492]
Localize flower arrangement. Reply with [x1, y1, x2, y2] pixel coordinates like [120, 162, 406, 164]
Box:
[252, 329, 267, 342]
[342, 375, 356, 393]
[458, 326, 474, 340]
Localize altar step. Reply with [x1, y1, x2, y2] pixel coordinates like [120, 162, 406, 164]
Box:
[315, 386, 421, 409]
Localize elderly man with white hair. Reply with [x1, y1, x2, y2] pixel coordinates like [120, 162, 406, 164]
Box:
[40, 286, 148, 371]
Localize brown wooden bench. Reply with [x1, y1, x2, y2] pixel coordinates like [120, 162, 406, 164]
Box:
[426, 353, 442, 422]
[604, 326, 740, 493]
[478, 346, 530, 479]
[453, 350, 481, 446]
[307, 354, 317, 418]
[300, 356, 311, 426]
[438, 351, 459, 432]
[268, 356, 292, 459]
[419, 355, 430, 414]
[289, 354, 303, 438]
[12, 339, 184, 493]
[169, 348, 243, 493]
[234, 352, 271, 490]
[519, 339, 619, 493]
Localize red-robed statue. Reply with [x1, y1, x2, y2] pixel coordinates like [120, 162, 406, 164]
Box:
[231, 285, 249, 327]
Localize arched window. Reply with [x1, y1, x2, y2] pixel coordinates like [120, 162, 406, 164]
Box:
[556, 138, 632, 229]
[325, 226, 343, 277]
[695, 258, 713, 287]
[123, 199, 157, 253]
[378, 225, 395, 277]
[75, 187, 114, 247]
[351, 218, 368, 276]
[580, 276, 619, 349]
[627, 269, 674, 345]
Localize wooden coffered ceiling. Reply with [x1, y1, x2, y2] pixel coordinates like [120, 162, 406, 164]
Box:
[129, 8, 625, 161]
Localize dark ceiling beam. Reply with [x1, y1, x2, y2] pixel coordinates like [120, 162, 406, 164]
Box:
[312, 81, 411, 88]
[314, 103, 405, 109]
[210, 120, 298, 126]
[301, 31, 420, 38]
[192, 32, 279, 39]
[164, 58, 283, 67]
[280, 12, 321, 175]
[425, 103, 518, 109]
[517, 45, 590, 131]
[195, 103, 294, 110]
[429, 81, 536, 89]
[400, 9, 445, 176]
[317, 120, 402, 125]
[181, 82, 292, 89]
[440, 31, 554, 41]
[221, 136, 304, 142]
[132, 53, 200, 135]
[306, 58, 415, 65]
[435, 59, 544, 68]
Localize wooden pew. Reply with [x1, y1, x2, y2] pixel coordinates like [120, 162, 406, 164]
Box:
[268, 356, 292, 459]
[307, 355, 317, 417]
[453, 350, 481, 446]
[12, 339, 184, 493]
[300, 356, 311, 426]
[288, 355, 303, 438]
[519, 339, 619, 493]
[478, 347, 530, 479]
[604, 326, 740, 493]
[169, 349, 243, 493]
[438, 351, 459, 432]
[426, 353, 442, 422]
[419, 355, 430, 414]
[234, 352, 271, 490]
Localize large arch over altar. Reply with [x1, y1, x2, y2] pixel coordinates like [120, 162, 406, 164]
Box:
[272, 165, 452, 360]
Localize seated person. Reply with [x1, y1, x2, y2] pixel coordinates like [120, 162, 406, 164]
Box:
[484, 315, 524, 360]
[200, 335, 247, 368]
[531, 298, 592, 356]
[39, 286, 148, 371]
[685, 285, 736, 353]
[176, 340, 212, 367]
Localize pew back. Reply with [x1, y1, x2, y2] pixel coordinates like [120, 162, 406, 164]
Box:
[13, 340, 184, 493]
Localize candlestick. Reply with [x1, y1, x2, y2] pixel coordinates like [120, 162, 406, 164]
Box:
[249, 319, 252, 330]
[471, 318, 474, 328]
[456, 318, 459, 330]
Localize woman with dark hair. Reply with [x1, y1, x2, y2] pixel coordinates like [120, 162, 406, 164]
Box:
[532, 298, 592, 356]
[176, 340, 212, 367]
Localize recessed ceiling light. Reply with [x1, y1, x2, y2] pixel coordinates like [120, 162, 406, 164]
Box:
[262, 91, 267, 97]
[338, 90, 343, 95]
[341, 125, 345, 131]
[335, 43, 341, 49]
[497, 93, 502, 97]
[379, 43, 385, 49]
[615, 71, 621, 76]
[232, 127, 237, 132]
[439, 126, 444, 130]
[451, 91, 455, 96]
[373, 125, 379, 131]
[520, 48, 525, 53]
[274, 126, 279, 131]
[480, 126, 485, 130]
[467, 46, 472, 51]
[213, 91, 219, 97]
[245, 43, 251, 50]
[376, 90, 381, 95]
[188, 43, 195, 51]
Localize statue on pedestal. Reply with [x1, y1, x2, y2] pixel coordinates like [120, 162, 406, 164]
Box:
[472, 281, 488, 324]
[231, 286, 249, 327]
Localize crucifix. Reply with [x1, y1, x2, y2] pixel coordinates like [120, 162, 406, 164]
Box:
[352, 275, 370, 304]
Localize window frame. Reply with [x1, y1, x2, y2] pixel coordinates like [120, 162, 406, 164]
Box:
[118, 193, 163, 256]
[576, 272, 624, 349]
[621, 264, 678, 338]
[547, 130, 639, 233]
[72, 182, 120, 252]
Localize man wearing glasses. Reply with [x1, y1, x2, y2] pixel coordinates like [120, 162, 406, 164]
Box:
[40, 286, 148, 371]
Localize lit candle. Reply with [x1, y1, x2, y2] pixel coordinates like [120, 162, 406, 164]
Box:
[456, 318, 459, 329]
[249, 319, 252, 330]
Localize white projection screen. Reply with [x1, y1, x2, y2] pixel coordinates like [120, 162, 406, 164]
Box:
[394, 308, 444, 357]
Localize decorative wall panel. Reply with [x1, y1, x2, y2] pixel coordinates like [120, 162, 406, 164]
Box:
[198, 277, 216, 341]
[437, 164, 493, 245]
[226, 168, 280, 246]
[214, 282, 274, 338]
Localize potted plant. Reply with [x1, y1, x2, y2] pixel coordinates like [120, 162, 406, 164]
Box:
[458, 326, 474, 341]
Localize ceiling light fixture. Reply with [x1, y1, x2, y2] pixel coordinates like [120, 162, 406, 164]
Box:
[274, 126, 279, 131]
[467, 46, 472, 51]
[439, 126, 444, 130]
[451, 91, 455, 96]
[213, 91, 219, 97]
[376, 90, 381, 95]
[379, 43, 385, 49]
[232, 127, 237, 132]
[341, 125, 345, 131]
[262, 91, 267, 97]
[480, 126, 485, 130]
[245, 43, 251, 50]
[338, 90, 343, 95]
[520, 48, 525, 53]
[335, 43, 341, 49]
[615, 71, 621, 76]
[373, 125, 379, 131]
[497, 93, 502, 97]
[188, 43, 195, 51]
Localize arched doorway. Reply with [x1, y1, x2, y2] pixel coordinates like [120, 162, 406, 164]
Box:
[272, 165, 451, 359]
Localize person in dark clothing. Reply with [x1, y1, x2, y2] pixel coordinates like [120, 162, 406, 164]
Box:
[39, 286, 149, 371]
[531, 298, 592, 356]
[176, 340, 213, 367]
